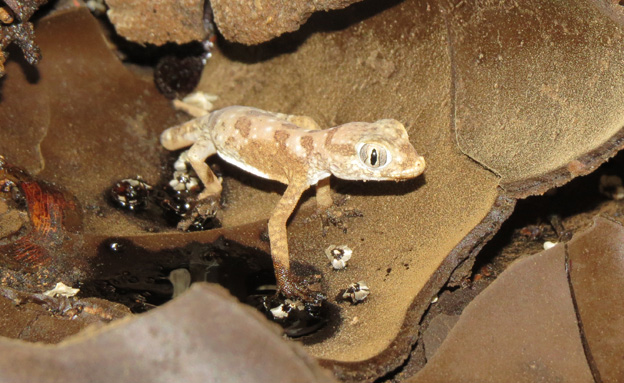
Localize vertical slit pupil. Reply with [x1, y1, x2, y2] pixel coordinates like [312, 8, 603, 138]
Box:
[371, 148, 378, 166]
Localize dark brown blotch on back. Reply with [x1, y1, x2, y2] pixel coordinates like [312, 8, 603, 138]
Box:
[301, 135, 314, 155]
[324, 129, 336, 147]
[225, 135, 237, 148]
[325, 129, 354, 156]
[235, 117, 252, 138]
[274, 130, 290, 146]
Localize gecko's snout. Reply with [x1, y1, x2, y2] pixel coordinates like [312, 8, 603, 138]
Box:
[405, 155, 426, 177]
[396, 155, 426, 179]
[415, 156, 426, 172]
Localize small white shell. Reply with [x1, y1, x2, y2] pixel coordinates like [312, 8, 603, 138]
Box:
[170, 170, 200, 191]
[169, 179, 182, 190]
[543, 241, 557, 250]
[342, 281, 370, 304]
[174, 151, 190, 172]
[43, 282, 80, 298]
[269, 299, 304, 319]
[270, 304, 289, 319]
[325, 245, 353, 270]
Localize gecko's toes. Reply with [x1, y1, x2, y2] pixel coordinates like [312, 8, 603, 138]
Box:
[197, 190, 220, 201]
[279, 273, 326, 304]
[251, 281, 327, 337]
[177, 195, 222, 231]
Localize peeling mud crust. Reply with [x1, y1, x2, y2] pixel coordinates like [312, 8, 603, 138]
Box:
[105, 0, 208, 45]
[566, 217, 624, 382]
[210, 0, 364, 45]
[501, 131, 624, 198]
[0, 284, 339, 383]
[319, 193, 515, 381]
[447, 0, 624, 194]
[392, 150, 624, 381]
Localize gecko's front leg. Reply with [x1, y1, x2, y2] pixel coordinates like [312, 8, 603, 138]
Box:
[187, 141, 222, 200]
[269, 179, 323, 301]
[176, 141, 222, 230]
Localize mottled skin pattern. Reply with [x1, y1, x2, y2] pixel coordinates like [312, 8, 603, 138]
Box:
[161, 106, 426, 300]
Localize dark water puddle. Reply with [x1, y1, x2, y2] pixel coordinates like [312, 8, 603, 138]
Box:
[79, 237, 339, 339]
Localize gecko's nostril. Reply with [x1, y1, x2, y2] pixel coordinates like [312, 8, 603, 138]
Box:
[415, 156, 426, 171]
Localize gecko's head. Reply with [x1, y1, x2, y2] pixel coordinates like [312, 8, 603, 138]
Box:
[326, 119, 426, 181]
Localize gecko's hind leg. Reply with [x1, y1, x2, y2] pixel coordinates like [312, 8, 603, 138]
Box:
[286, 115, 322, 130]
[187, 141, 221, 200]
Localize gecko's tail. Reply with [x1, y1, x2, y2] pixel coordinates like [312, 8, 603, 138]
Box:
[160, 114, 211, 151]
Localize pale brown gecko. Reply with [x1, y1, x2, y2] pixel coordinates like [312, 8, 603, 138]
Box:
[161, 106, 426, 300]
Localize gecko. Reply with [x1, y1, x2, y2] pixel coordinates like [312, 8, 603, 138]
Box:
[160, 106, 426, 300]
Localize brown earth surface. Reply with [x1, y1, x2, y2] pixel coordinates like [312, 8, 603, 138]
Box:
[1, 1, 624, 382]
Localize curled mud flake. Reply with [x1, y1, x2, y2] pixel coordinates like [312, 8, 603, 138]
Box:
[0, 158, 82, 270]
[3, 236, 49, 266]
[21, 181, 69, 236]
[342, 281, 370, 304]
[324, 244, 353, 270]
[154, 55, 204, 99]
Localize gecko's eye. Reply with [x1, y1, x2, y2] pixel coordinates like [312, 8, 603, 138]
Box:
[359, 143, 388, 168]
